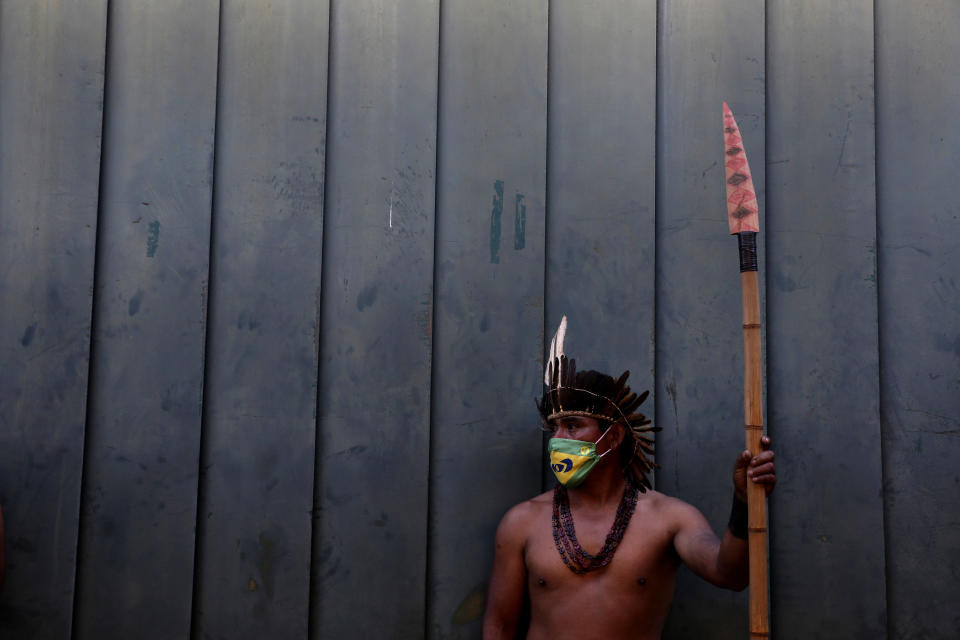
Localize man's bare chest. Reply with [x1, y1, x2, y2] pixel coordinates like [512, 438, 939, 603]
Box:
[523, 505, 678, 593]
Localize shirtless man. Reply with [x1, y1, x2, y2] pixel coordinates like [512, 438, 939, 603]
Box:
[482, 320, 776, 639]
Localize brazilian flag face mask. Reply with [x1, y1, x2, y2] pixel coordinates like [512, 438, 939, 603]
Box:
[548, 426, 614, 488]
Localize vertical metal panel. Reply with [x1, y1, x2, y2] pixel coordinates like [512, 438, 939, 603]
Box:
[71, 1, 219, 638]
[546, 0, 657, 448]
[767, 1, 886, 637]
[311, 1, 438, 637]
[0, 2, 106, 637]
[656, 2, 764, 637]
[191, 2, 328, 638]
[876, 2, 960, 637]
[428, 1, 547, 637]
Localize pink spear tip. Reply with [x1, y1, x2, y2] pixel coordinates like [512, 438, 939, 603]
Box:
[722, 102, 760, 235]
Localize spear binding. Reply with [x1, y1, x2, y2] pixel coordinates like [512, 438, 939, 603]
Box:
[722, 101, 769, 638]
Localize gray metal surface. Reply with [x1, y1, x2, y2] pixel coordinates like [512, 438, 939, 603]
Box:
[545, 0, 657, 458]
[655, 2, 765, 638]
[428, 1, 547, 637]
[876, 2, 960, 638]
[191, 2, 328, 638]
[766, 1, 887, 637]
[0, 2, 106, 637]
[71, 2, 219, 638]
[4, 2, 960, 638]
[311, 1, 438, 637]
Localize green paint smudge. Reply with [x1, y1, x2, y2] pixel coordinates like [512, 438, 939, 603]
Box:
[490, 180, 503, 264]
[452, 582, 487, 624]
[146, 220, 160, 257]
[514, 193, 526, 250]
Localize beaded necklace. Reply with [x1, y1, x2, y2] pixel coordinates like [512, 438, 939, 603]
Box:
[552, 478, 639, 574]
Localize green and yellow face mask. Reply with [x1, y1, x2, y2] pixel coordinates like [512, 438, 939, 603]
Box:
[548, 427, 613, 488]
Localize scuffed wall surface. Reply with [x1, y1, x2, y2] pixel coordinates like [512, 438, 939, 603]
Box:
[0, 2, 957, 638]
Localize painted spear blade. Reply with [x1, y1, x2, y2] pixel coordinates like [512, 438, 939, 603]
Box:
[723, 102, 760, 235]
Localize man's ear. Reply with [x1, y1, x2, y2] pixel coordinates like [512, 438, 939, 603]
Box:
[607, 422, 626, 451]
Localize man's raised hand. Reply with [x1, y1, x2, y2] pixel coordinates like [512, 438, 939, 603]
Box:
[733, 435, 776, 501]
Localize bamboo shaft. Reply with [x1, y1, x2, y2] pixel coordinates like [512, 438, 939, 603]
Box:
[740, 270, 769, 638]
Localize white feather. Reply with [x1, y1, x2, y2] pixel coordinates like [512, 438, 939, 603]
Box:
[545, 315, 568, 384]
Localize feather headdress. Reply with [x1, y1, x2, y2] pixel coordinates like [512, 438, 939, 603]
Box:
[538, 315, 660, 491]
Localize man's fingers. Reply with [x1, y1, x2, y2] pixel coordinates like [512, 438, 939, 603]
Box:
[748, 435, 776, 495]
[748, 461, 775, 476]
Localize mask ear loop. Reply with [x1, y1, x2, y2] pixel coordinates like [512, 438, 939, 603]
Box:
[593, 421, 616, 458]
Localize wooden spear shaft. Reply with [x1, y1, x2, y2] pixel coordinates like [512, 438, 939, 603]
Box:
[739, 234, 769, 639]
[722, 102, 769, 638]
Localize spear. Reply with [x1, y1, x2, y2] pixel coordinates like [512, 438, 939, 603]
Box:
[722, 101, 769, 638]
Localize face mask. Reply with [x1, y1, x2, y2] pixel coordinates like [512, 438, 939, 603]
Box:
[548, 426, 613, 488]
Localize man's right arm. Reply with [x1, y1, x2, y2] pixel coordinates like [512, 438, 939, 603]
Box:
[482, 503, 529, 640]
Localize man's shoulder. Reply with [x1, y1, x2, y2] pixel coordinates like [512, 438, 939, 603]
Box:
[637, 489, 702, 519]
[494, 490, 551, 547]
[506, 489, 553, 518]
[527, 488, 554, 507]
[497, 490, 551, 530]
[637, 489, 708, 531]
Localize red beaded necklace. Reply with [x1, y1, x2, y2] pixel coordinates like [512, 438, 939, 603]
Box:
[552, 479, 639, 574]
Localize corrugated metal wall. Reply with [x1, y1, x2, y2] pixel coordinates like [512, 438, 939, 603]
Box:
[0, 1, 957, 638]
